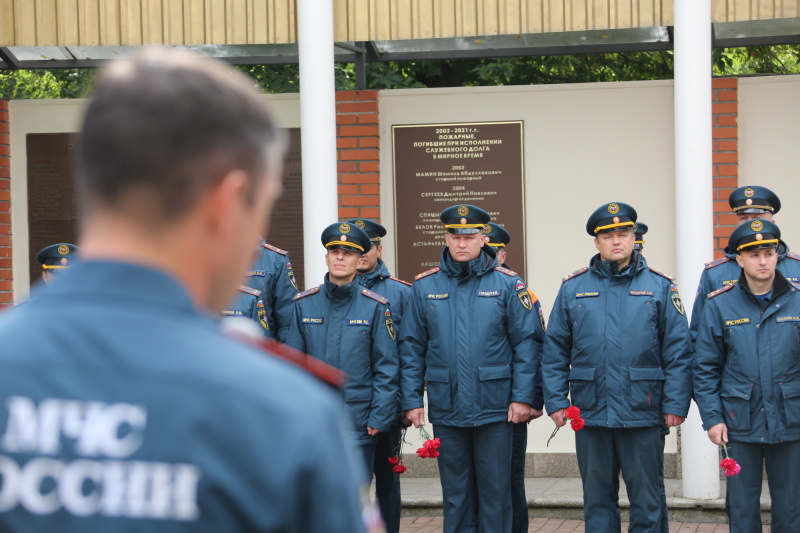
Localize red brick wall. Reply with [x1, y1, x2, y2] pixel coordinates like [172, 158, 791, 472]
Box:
[0, 100, 10, 306]
[711, 77, 739, 259]
[336, 90, 380, 221]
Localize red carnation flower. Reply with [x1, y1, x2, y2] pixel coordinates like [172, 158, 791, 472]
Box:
[570, 418, 585, 431]
[719, 444, 741, 477]
[392, 464, 407, 474]
[388, 456, 400, 466]
[547, 405, 585, 447]
[565, 406, 581, 420]
[416, 447, 431, 458]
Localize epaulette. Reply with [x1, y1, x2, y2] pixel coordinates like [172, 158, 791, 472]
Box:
[648, 267, 676, 282]
[562, 267, 588, 283]
[704, 257, 731, 269]
[361, 289, 389, 305]
[237, 285, 261, 297]
[792, 281, 800, 291]
[494, 266, 518, 277]
[389, 276, 412, 287]
[294, 286, 320, 300]
[415, 267, 440, 281]
[707, 283, 735, 299]
[262, 243, 289, 256]
[785, 252, 800, 261]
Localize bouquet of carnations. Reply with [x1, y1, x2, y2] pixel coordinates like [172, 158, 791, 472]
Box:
[547, 405, 585, 447]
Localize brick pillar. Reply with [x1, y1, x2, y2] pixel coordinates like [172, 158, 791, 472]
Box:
[0, 100, 10, 307]
[711, 77, 739, 259]
[336, 90, 380, 221]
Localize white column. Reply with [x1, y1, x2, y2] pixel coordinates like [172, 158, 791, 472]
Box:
[674, 0, 719, 500]
[298, 0, 338, 289]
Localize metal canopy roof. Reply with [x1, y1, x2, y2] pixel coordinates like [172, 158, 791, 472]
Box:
[1, 18, 798, 71]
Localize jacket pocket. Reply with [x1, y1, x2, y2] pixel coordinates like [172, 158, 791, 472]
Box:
[629, 367, 665, 411]
[478, 364, 512, 410]
[721, 381, 753, 431]
[568, 367, 596, 410]
[425, 367, 451, 412]
[778, 380, 800, 429]
[343, 386, 373, 428]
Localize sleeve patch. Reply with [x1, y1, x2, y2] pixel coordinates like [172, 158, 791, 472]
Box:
[494, 266, 518, 277]
[237, 285, 261, 297]
[295, 286, 320, 300]
[262, 243, 289, 255]
[707, 283, 735, 299]
[415, 267, 440, 281]
[361, 289, 389, 305]
[562, 267, 589, 283]
[671, 292, 685, 315]
[389, 276, 412, 287]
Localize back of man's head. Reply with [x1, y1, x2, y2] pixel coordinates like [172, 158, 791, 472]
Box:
[79, 48, 284, 225]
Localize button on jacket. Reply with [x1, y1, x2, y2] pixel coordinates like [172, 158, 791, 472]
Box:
[399, 248, 544, 427]
[543, 251, 693, 427]
[243, 241, 299, 342]
[694, 270, 800, 444]
[286, 277, 399, 443]
[690, 243, 800, 344]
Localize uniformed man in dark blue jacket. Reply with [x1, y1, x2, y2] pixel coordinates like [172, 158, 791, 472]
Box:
[484, 222, 544, 533]
[0, 49, 368, 532]
[400, 205, 544, 533]
[542, 202, 692, 533]
[221, 284, 269, 333]
[694, 219, 800, 533]
[36, 243, 79, 285]
[349, 218, 411, 533]
[286, 222, 399, 479]
[241, 239, 298, 341]
[690, 185, 800, 344]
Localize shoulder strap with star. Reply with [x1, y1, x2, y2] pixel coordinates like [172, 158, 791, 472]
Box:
[237, 285, 262, 297]
[294, 286, 321, 300]
[389, 276, 412, 287]
[705, 257, 731, 269]
[262, 243, 289, 256]
[561, 267, 588, 283]
[792, 281, 800, 291]
[785, 251, 800, 261]
[361, 289, 389, 305]
[707, 283, 735, 299]
[648, 267, 677, 282]
[415, 267, 440, 281]
[494, 266, 518, 277]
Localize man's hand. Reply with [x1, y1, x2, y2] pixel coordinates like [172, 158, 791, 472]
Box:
[400, 412, 414, 428]
[707, 423, 728, 445]
[367, 427, 382, 436]
[664, 414, 685, 427]
[550, 408, 567, 427]
[508, 402, 532, 424]
[404, 408, 426, 428]
[530, 409, 544, 421]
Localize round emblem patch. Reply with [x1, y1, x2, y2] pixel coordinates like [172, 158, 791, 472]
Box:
[613, 217, 620, 224]
[457, 205, 469, 216]
[60, 258, 68, 265]
[57, 245, 69, 256]
[755, 234, 763, 241]
[354, 220, 365, 229]
[339, 223, 351, 234]
[340, 235, 348, 242]
[607, 203, 620, 214]
[750, 220, 764, 232]
[746, 199, 753, 206]
[744, 188, 755, 197]
[483, 225, 492, 234]
[460, 218, 467, 225]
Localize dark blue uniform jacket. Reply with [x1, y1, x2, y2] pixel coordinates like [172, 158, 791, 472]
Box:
[222, 285, 269, 335]
[356, 260, 411, 332]
[543, 252, 693, 427]
[694, 270, 800, 444]
[286, 276, 399, 443]
[0, 261, 366, 532]
[690, 242, 800, 344]
[399, 248, 544, 427]
[243, 241, 299, 342]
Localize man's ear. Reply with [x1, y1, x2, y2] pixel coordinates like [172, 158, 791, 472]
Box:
[735, 254, 744, 268]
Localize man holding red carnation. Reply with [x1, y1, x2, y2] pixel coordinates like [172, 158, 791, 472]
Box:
[694, 219, 800, 532]
[542, 202, 693, 533]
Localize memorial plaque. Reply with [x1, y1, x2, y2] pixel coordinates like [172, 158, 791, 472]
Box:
[27, 133, 80, 286]
[392, 121, 526, 281]
[266, 128, 305, 289]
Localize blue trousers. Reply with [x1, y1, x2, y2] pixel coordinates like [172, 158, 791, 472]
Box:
[725, 440, 800, 533]
[373, 424, 402, 533]
[435, 422, 513, 533]
[511, 422, 529, 533]
[576, 426, 663, 533]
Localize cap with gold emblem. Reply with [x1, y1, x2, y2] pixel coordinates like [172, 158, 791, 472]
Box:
[347, 219, 386, 243]
[440, 204, 491, 235]
[728, 218, 780, 253]
[728, 185, 781, 215]
[320, 222, 372, 254]
[634, 222, 649, 251]
[484, 223, 511, 247]
[586, 202, 638, 236]
[36, 243, 80, 270]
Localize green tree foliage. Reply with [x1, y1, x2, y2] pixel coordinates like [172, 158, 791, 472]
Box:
[1, 45, 798, 98]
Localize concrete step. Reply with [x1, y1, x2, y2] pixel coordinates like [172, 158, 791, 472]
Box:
[395, 477, 772, 524]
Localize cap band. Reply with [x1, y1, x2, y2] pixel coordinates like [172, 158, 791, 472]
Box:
[737, 238, 779, 251]
[635, 239, 646, 245]
[446, 223, 487, 229]
[487, 243, 506, 248]
[594, 221, 636, 234]
[42, 265, 69, 270]
[325, 241, 364, 252]
[733, 204, 774, 213]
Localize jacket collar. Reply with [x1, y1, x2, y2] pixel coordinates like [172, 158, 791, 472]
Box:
[737, 267, 792, 306]
[356, 259, 391, 289]
[323, 273, 359, 299]
[590, 250, 646, 279]
[439, 246, 497, 279]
